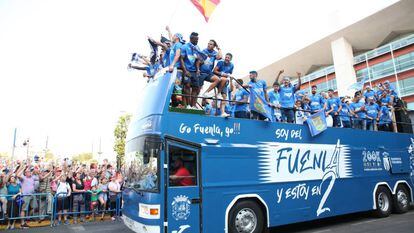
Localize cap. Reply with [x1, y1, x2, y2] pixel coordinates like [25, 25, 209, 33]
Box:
[384, 80, 390, 84]
[366, 85, 372, 89]
[282, 76, 290, 81]
[174, 33, 185, 43]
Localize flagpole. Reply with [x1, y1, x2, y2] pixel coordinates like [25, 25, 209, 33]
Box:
[11, 128, 17, 165]
[168, 0, 180, 26]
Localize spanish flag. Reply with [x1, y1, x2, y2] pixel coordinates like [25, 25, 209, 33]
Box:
[190, 0, 220, 22]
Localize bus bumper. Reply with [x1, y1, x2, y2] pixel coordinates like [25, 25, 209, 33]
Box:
[122, 215, 160, 233]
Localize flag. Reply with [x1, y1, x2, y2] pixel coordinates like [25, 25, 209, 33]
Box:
[348, 76, 369, 91]
[306, 111, 328, 137]
[249, 88, 274, 121]
[190, 0, 220, 22]
[147, 38, 159, 65]
[188, 43, 208, 61]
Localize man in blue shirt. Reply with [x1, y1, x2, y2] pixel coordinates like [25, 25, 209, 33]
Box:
[213, 53, 235, 117]
[365, 96, 380, 131]
[198, 40, 222, 95]
[349, 92, 367, 130]
[231, 79, 249, 119]
[340, 97, 352, 128]
[248, 70, 269, 120]
[326, 89, 342, 127]
[309, 85, 326, 113]
[268, 81, 281, 122]
[180, 32, 200, 109]
[378, 105, 392, 132]
[274, 70, 302, 123]
[363, 85, 376, 103]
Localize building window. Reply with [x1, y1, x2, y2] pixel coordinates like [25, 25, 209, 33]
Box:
[398, 77, 414, 97]
[395, 51, 414, 72]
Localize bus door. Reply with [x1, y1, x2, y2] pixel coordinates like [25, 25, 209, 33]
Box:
[166, 140, 201, 233]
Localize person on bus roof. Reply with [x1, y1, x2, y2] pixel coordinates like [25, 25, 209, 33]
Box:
[231, 79, 249, 119]
[365, 96, 380, 131]
[309, 85, 326, 114]
[212, 53, 235, 118]
[274, 70, 302, 123]
[170, 159, 194, 186]
[326, 89, 342, 128]
[349, 91, 367, 130]
[340, 97, 352, 128]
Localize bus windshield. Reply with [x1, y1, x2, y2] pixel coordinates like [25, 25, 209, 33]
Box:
[123, 136, 162, 192]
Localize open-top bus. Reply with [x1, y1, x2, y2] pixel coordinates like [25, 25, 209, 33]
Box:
[122, 68, 414, 233]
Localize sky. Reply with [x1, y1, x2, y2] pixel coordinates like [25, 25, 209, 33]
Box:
[0, 0, 399, 161]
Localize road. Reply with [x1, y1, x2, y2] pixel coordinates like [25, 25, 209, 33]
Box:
[16, 208, 414, 233]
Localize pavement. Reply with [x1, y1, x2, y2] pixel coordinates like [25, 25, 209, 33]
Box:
[8, 208, 414, 233]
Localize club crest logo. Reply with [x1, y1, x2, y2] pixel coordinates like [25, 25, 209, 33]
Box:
[172, 195, 191, 221]
[382, 152, 391, 171]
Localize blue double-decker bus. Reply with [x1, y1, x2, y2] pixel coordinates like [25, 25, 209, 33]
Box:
[122, 68, 414, 233]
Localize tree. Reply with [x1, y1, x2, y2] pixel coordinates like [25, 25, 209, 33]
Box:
[72, 152, 93, 163]
[113, 113, 131, 170]
[44, 150, 56, 161]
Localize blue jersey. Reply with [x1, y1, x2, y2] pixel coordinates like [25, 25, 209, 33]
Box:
[278, 85, 297, 108]
[268, 90, 280, 105]
[363, 90, 376, 100]
[327, 97, 341, 114]
[169, 42, 182, 68]
[350, 101, 366, 118]
[365, 103, 380, 119]
[295, 90, 306, 101]
[379, 106, 391, 124]
[340, 103, 351, 122]
[379, 95, 391, 105]
[234, 89, 249, 112]
[309, 94, 325, 112]
[216, 60, 234, 75]
[200, 49, 217, 73]
[248, 80, 267, 100]
[181, 43, 199, 72]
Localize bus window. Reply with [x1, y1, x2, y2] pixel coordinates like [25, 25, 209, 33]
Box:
[168, 145, 197, 187]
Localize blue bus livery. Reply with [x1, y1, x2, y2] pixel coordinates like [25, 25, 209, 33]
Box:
[122, 68, 414, 233]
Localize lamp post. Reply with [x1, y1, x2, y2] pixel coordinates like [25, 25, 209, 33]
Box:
[23, 138, 30, 161]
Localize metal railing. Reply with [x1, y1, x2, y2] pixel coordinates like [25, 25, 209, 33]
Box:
[0, 192, 123, 227]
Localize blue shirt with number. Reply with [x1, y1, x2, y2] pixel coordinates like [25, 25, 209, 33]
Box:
[327, 97, 341, 114]
[309, 94, 325, 112]
[248, 79, 267, 100]
[200, 49, 217, 73]
[278, 84, 297, 108]
[350, 101, 366, 118]
[234, 89, 249, 112]
[181, 42, 199, 72]
[169, 42, 182, 68]
[216, 60, 234, 75]
[365, 103, 380, 119]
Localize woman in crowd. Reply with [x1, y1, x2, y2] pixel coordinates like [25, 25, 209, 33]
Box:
[56, 175, 71, 225]
[98, 177, 109, 220]
[6, 174, 21, 230]
[72, 172, 86, 223]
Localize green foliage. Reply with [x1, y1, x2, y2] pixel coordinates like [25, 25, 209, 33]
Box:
[113, 113, 131, 170]
[44, 150, 55, 161]
[72, 152, 93, 163]
[0, 152, 10, 158]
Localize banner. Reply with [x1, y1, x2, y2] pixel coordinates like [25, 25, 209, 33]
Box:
[306, 110, 327, 136]
[249, 88, 274, 121]
[348, 76, 369, 91]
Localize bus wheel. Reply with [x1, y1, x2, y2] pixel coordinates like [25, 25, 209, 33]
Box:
[393, 185, 410, 214]
[374, 186, 392, 218]
[228, 200, 265, 233]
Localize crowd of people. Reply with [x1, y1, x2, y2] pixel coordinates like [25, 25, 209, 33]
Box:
[0, 158, 123, 230]
[128, 26, 401, 132]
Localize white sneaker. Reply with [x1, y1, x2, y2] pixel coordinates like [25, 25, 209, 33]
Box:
[185, 105, 192, 109]
[202, 92, 212, 98]
[221, 112, 230, 118]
